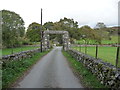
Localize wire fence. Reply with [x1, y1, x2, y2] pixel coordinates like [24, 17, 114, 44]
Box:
[72, 45, 120, 68]
[2, 46, 39, 56]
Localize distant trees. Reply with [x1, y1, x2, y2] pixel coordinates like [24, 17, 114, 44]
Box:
[79, 25, 95, 39]
[43, 22, 54, 30]
[94, 22, 110, 44]
[43, 17, 79, 44]
[26, 18, 111, 44]
[1, 10, 25, 48]
[26, 22, 42, 42]
[95, 22, 106, 29]
[58, 17, 78, 29]
[2, 9, 116, 49]
[78, 25, 100, 44]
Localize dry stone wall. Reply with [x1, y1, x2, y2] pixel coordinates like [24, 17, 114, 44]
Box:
[68, 49, 120, 88]
[2, 48, 41, 63]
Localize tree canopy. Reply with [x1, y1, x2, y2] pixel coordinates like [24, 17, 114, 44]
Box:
[1, 10, 25, 48]
[1, 9, 117, 48]
[26, 18, 110, 44]
[26, 22, 45, 42]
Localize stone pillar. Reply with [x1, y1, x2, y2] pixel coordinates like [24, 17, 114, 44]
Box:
[47, 34, 50, 49]
[42, 32, 48, 51]
[42, 30, 70, 51]
[62, 32, 70, 51]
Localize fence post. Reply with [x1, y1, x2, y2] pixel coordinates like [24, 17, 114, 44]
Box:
[95, 45, 98, 59]
[21, 46, 23, 52]
[85, 40, 87, 54]
[80, 44, 81, 52]
[11, 48, 13, 54]
[116, 46, 120, 68]
[11, 43, 14, 54]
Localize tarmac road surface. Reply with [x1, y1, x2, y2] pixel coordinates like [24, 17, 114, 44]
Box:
[15, 47, 83, 88]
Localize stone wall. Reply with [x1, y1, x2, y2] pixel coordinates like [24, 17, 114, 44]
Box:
[2, 48, 41, 63]
[67, 49, 120, 88]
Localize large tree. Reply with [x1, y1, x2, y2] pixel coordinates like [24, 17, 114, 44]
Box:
[26, 22, 44, 42]
[1, 10, 25, 48]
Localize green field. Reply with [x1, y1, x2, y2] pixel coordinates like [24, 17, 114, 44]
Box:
[73, 46, 117, 66]
[76, 36, 119, 44]
[2, 46, 39, 56]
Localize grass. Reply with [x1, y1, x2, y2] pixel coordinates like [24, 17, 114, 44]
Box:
[72, 46, 117, 66]
[62, 51, 107, 88]
[76, 36, 119, 45]
[2, 50, 50, 88]
[2, 46, 39, 56]
[76, 39, 96, 44]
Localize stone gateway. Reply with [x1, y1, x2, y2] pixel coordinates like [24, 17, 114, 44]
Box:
[41, 30, 70, 51]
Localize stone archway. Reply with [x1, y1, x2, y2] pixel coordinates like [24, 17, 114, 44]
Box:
[42, 30, 70, 51]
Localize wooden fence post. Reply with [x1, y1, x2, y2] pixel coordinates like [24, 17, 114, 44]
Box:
[116, 46, 120, 68]
[95, 45, 98, 59]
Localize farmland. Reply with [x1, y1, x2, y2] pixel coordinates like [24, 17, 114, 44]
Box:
[72, 46, 117, 66]
[2, 46, 39, 56]
[75, 36, 119, 45]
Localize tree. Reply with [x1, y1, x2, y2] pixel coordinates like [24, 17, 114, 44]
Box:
[26, 22, 44, 42]
[79, 25, 102, 44]
[42, 17, 80, 44]
[53, 17, 79, 42]
[94, 22, 110, 43]
[43, 22, 54, 30]
[59, 17, 78, 28]
[1, 10, 25, 48]
[79, 25, 94, 39]
[95, 22, 106, 29]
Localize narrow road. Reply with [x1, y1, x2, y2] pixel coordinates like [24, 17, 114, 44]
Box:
[15, 47, 83, 88]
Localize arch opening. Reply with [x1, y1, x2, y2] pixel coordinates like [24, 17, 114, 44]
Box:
[41, 30, 70, 51]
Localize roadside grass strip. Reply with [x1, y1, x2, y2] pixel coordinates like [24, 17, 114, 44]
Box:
[2, 50, 50, 88]
[62, 51, 107, 88]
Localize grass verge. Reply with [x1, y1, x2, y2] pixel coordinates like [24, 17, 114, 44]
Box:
[2, 50, 51, 88]
[62, 50, 107, 88]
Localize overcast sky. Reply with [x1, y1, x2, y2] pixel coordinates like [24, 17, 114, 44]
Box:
[0, 0, 119, 29]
